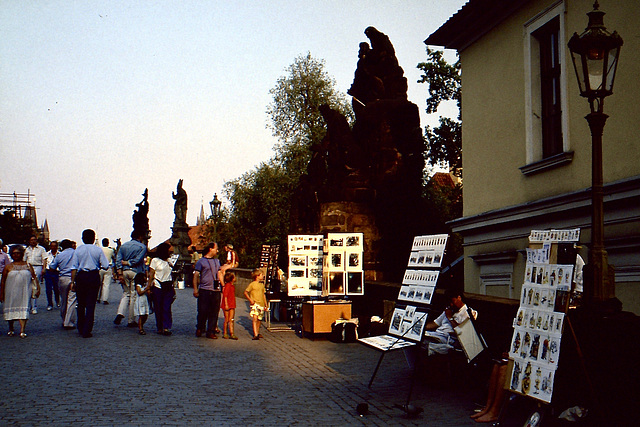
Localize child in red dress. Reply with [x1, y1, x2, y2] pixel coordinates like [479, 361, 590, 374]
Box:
[221, 271, 237, 340]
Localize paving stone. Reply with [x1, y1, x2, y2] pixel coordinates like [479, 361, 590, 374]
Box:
[0, 289, 482, 426]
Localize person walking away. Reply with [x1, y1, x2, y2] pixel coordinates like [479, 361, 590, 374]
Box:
[72, 229, 109, 338]
[244, 269, 268, 340]
[24, 235, 46, 314]
[115, 230, 147, 327]
[221, 271, 237, 340]
[1, 245, 39, 337]
[193, 242, 223, 339]
[43, 240, 61, 310]
[98, 238, 115, 304]
[148, 243, 175, 336]
[133, 273, 150, 335]
[49, 239, 77, 329]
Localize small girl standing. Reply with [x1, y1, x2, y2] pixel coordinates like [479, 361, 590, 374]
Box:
[221, 271, 237, 340]
[133, 272, 150, 335]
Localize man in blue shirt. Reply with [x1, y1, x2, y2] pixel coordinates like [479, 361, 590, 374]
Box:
[193, 242, 224, 338]
[72, 229, 109, 338]
[115, 230, 147, 327]
[49, 239, 77, 329]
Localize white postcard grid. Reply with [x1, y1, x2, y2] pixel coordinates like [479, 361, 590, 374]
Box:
[508, 230, 579, 404]
[287, 235, 324, 296]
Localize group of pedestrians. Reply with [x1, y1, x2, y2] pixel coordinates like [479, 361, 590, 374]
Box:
[1, 233, 267, 341]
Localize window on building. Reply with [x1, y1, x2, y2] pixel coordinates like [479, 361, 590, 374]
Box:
[522, 2, 572, 176]
[534, 16, 562, 158]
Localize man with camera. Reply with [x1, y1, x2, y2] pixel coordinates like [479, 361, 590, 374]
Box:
[193, 242, 225, 339]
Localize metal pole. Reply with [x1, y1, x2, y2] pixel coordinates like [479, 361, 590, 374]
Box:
[585, 112, 612, 302]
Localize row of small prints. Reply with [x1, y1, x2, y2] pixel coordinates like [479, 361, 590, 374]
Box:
[402, 269, 440, 286]
[411, 234, 448, 251]
[519, 285, 560, 311]
[509, 358, 556, 403]
[326, 233, 362, 249]
[525, 263, 573, 290]
[528, 228, 580, 243]
[514, 308, 565, 336]
[288, 235, 323, 255]
[407, 250, 445, 268]
[398, 285, 435, 305]
[510, 328, 562, 368]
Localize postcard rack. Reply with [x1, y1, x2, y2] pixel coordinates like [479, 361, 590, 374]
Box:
[287, 233, 365, 298]
[506, 229, 580, 409]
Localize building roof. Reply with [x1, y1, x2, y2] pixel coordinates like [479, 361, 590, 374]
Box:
[149, 224, 205, 254]
[430, 172, 456, 189]
[425, 0, 530, 51]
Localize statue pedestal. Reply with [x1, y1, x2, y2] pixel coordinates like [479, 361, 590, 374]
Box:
[170, 222, 191, 264]
[319, 201, 383, 281]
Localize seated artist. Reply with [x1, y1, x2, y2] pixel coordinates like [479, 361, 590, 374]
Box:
[404, 289, 477, 369]
[422, 288, 478, 356]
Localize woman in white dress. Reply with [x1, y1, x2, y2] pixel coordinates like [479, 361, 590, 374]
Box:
[1, 245, 39, 337]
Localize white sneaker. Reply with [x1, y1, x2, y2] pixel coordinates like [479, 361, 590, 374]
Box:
[31, 308, 38, 314]
[47, 306, 53, 311]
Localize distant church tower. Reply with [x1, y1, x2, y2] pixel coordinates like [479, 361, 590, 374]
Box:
[196, 202, 206, 226]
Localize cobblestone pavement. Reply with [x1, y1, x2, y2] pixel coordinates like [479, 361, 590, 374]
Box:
[1, 289, 485, 426]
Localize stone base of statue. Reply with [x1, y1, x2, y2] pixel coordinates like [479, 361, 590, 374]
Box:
[319, 201, 383, 281]
[170, 223, 192, 264]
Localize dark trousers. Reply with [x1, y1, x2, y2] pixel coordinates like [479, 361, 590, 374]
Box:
[196, 289, 221, 334]
[44, 270, 60, 307]
[152, 285, 175, 332]
[75, 270, 101, 337]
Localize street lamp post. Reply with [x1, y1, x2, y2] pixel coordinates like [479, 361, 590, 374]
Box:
[568, 1, 623, 304]
[209, 193, 222, 242]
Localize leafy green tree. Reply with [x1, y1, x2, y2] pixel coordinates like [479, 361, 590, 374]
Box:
[266, 52, 353, 176]
[417, 47, 462, 177]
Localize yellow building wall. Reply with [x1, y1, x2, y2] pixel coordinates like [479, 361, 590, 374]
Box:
[460, 0, 640, 219]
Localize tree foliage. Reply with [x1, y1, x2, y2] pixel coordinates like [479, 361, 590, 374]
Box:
[266, 52, 353, 176]
[417, 48, 462, 177]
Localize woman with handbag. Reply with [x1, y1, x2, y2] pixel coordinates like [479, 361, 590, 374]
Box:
[148, 243, 175, 336]
[1, 244, 39, 338]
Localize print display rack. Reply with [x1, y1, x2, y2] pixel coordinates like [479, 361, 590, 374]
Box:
[323, 233, 364, 296]
[359, 234, 448, 388]
[259, 244, 280, 295]
[287, 233, 365, 298]
[507, 228, 580, 405]
[287, 235, 324, 297]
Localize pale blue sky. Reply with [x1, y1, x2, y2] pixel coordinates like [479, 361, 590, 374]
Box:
[0, 0, 465, 248]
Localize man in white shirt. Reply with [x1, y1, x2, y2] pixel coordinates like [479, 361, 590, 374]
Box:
[423, 290, 477, 356]
[98, 238, 116, 304]
[24, 235, 46, 314]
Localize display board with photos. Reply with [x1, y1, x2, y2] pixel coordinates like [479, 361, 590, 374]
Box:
[359, 234, 449, 352]
[323, 233, 364, 296]
[260, 244, 280, 293]
[508, 229, 580, 404]
[287, 235, 324, 297]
